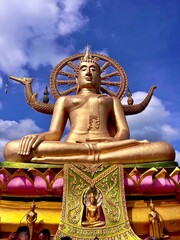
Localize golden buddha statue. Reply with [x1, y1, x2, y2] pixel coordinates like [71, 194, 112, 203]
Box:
[148, 200, 167, 239]
[4, 48, 175, 164]
[82, 187, 105, 228]
[26, 201, 37, 240]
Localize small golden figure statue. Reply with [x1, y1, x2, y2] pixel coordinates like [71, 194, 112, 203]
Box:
[26, 201, 37, 240]
[82, 187, 105, 227]
[3, 47, 175, 165]
[148, 200, 168, 240]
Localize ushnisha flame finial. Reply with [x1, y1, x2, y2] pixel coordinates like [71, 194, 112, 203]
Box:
[78, 46, 100, 68]
[83, 45, 93, 61]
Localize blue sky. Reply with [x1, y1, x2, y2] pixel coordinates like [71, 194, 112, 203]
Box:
[0, 0, 180, 164]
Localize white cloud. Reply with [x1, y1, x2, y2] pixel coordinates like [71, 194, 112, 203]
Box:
[57, 0, 88, 36]
[0, 0, 89, 76]
[0, 139, 7, 162]
[160, 124, 180, 141]
[175, 151, 180, 166]
[0, 119, 42, 140]
[0, 118, 42, 161]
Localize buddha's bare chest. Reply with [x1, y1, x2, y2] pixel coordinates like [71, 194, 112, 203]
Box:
[66, 95, 113, 116]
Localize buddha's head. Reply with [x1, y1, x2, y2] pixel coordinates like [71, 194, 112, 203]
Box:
[76, 47, 101, 93]
[30, 200, 35, 210]
[89, 192, 97, 205]
[149, 200, 155, 211]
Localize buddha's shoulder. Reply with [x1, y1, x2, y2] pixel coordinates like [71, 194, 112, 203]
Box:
[55, 95, 77, 102]
[98, 94, 116, 103]
[56, 95, 116, 103]
[57, 95, 87, 108]
[64, 95, 82, 102]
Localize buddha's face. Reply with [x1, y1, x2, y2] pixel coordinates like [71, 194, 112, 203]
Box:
[89, 194, 96, 205]
[77, 62, 101, 91]
[30, 203, 35, 210]
[149, 203, 155, 211]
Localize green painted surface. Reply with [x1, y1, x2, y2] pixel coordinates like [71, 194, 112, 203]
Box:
[0, 160, 178, 169]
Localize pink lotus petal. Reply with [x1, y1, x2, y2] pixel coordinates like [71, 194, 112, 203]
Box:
[151, 178, 176, 194]
[124, 177, 136, 193]
[0, 173, 9, 184]
[52, 178, 64, 195]
[7, 177, 35, 195]
[34, 176, 48, 194]
[139, 175, 153, 193]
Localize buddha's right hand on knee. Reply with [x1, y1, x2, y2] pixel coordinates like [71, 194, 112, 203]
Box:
[18, 134, 45, 155]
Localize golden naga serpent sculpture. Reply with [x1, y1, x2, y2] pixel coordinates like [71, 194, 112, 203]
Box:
[9, 53, 157, 115]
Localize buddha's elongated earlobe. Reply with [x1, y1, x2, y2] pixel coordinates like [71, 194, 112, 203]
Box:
[76, 77, 80, 94]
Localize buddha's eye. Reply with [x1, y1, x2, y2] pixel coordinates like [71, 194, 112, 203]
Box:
[81, 67, 87, 71]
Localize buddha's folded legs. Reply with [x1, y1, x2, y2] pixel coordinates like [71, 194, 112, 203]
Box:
[4, 139, 175, 164]
[4, 140, 90, 162]
[98, 140, 175, 163]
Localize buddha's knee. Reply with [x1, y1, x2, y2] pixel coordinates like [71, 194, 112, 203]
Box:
[4, 140, 34, 162]
[160, 141, 175, 160]
[150, 141, 175, 161]
[4, 140, 20, 162]
[4, 142, 15, 161]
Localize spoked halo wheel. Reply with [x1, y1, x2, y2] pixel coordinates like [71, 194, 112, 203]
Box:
[50, 53, 128, 100]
